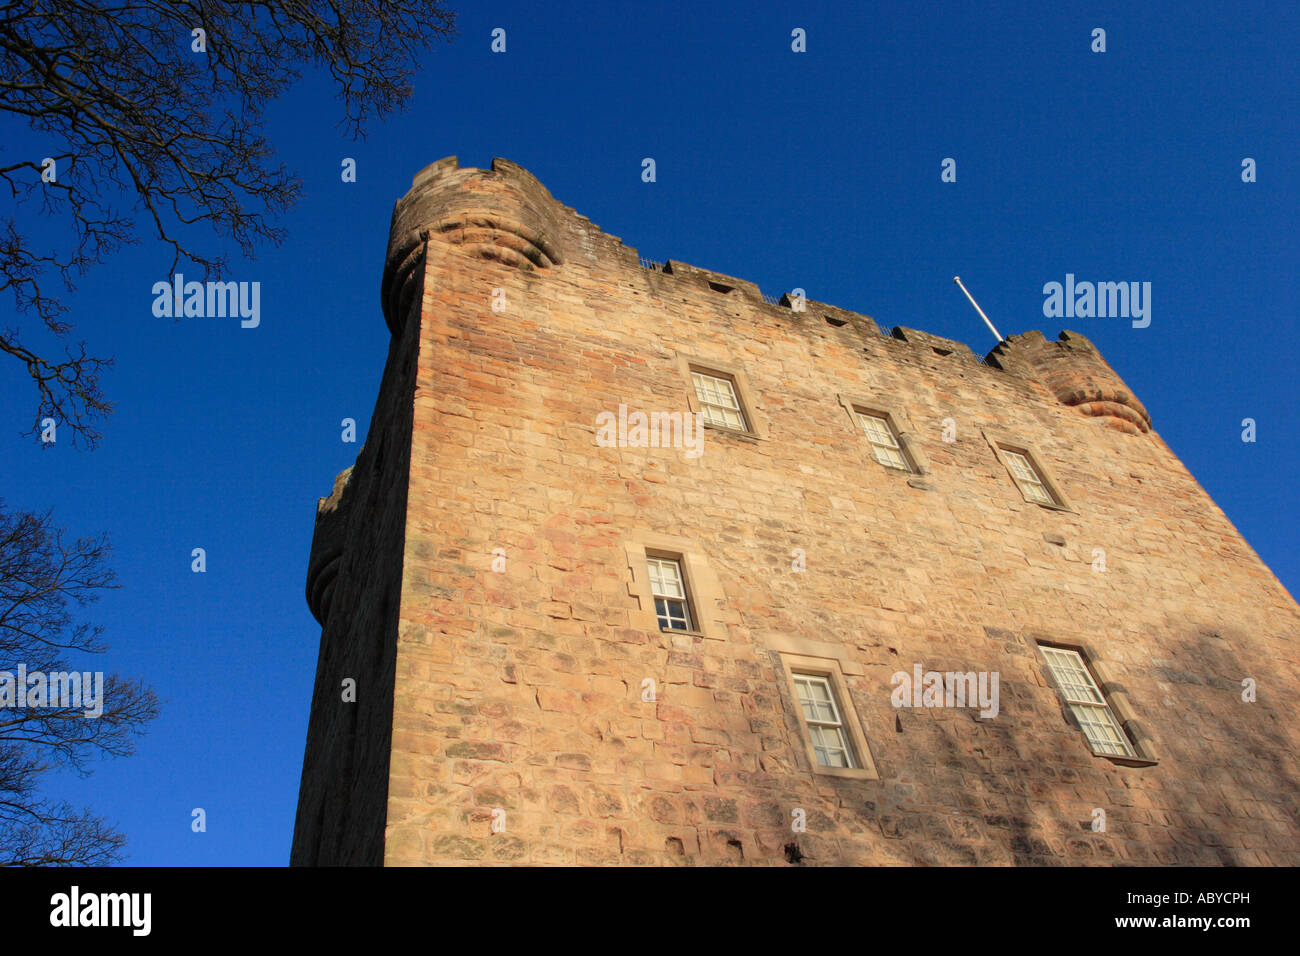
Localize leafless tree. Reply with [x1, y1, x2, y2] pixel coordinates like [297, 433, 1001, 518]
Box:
[0, 500, 159, 865]
[0, 1, 457, 446]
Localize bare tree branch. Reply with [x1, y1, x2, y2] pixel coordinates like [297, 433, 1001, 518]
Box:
[0, 500, 160, 865]
[0, 1, 458, 447]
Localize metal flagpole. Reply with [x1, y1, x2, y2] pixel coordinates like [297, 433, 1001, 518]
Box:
[952, 276, 1003, 343]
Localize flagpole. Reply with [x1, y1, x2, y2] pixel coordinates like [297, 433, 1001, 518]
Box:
[953, 276, 1003, 343]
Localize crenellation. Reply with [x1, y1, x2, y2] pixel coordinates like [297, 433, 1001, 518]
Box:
[390, 158, 1148, 418]
[891, 327, 978, 364]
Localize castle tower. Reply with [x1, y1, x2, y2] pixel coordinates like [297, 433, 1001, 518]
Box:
[291, 157, 1300, 866]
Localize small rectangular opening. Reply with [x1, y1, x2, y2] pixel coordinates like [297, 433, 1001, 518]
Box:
[690, 368, 750, 432]
[854, 408, 914, 473]
[1038, 643, 1143, 761]
[825, 316, 847, 328]
[999, 445, 1059, 506]
[646, 553, 694, 632]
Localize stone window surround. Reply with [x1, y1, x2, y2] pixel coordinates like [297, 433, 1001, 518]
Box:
[836, 393, 931, 476]
[1032, 636, 1159, 767]
[981, 428, 1075, 513]
[762, 633, 880, 781]
[675, 352, 768, 442]
[624, 531, 727, 640]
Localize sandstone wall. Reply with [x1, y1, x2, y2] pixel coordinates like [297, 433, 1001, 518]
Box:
[296, 157, 1300, 866]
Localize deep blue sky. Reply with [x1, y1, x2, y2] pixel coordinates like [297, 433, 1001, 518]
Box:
[1, 2, 1295, 865]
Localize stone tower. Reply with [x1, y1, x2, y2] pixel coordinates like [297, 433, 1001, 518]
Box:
[291, 157, 1300, 866]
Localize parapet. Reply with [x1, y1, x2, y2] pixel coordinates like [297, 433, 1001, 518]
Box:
[376, 156, 1153, 436]
[986, 330, 1152, 434]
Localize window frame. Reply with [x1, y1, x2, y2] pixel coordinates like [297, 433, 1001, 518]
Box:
[855, 409, 913, 472]
[792, 673, 858, 769]
[837, 394, 930, 476]
[675, 354, 766, 441]
[982, 430, 1074, 512]
[623, 533, 727, 640]
[1001, 447, 1054, 505]
[777, 652, 879, 780]
[1035, 640, 1157, 766]
[690, 369, 748, 432]
[645, 553, 694, 632]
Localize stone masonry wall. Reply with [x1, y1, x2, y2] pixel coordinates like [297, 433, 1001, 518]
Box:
[297, 157, 1300, 866]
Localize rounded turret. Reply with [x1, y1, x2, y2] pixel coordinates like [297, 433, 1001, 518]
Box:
[987, 330, 1151, 434]
[305, 465, 353, 627]
[379, 157, 565, 336]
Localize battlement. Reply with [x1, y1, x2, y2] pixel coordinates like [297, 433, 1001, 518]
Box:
[379, 156, 1154, 435]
